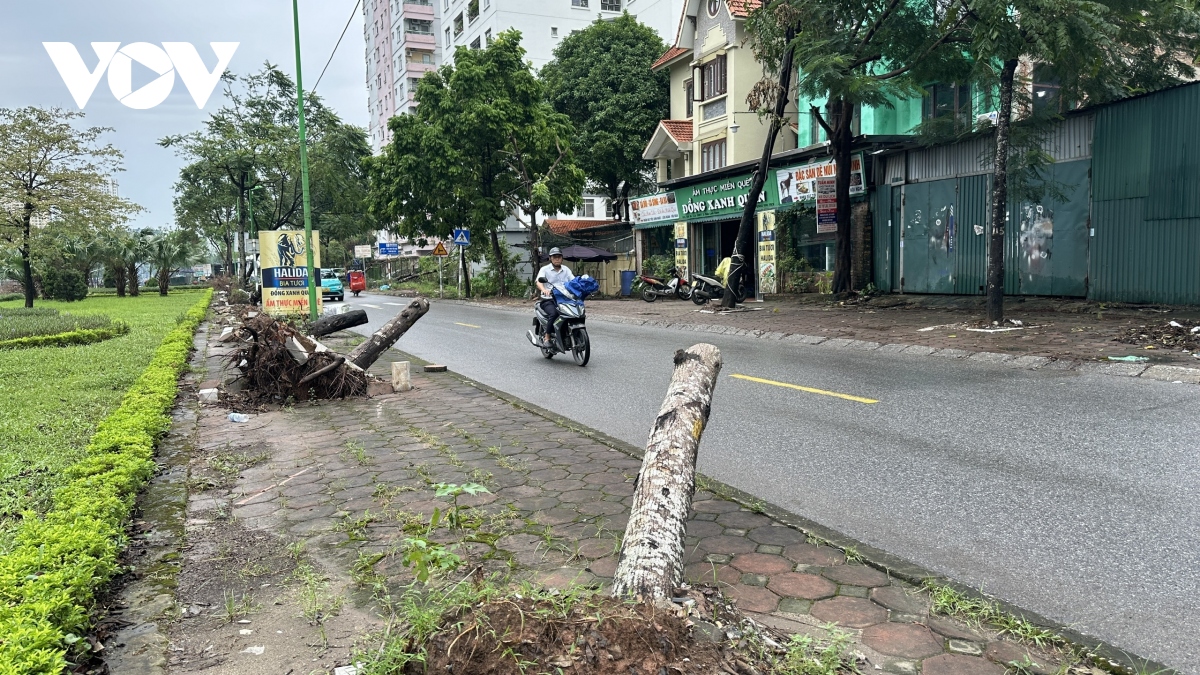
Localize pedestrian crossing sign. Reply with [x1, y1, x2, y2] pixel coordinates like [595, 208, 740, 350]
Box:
[452, 228, 470, 246]
[431, 242, 449, 257]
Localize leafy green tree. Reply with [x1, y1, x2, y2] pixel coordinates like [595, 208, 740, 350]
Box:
[746, 0, 968, 296]
[369, 31, 583, 296]
[174, 159, 237, 275]
[0, 107, 138, 307]
[959, 0, 1200, 322]
[541, 13, 668, 202]
[162, 65, 373, 286]
[147, 229, 197, 295]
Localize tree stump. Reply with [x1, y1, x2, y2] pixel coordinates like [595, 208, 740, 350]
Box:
[345, 298, 430, 369]
[611, 343, 722, 601]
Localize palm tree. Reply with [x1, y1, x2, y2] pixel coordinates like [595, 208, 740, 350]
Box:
[148, 230, 196, 295]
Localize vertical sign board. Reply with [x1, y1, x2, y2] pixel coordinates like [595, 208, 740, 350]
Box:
[259, 230, 322, 316]
[354, 244, 372, 259]
[816, 178, 838, 234]
[673, 222, 689, 279]
[756, 210, 777, 295]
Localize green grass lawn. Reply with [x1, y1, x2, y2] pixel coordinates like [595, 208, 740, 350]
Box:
[0, 293, 200, 548]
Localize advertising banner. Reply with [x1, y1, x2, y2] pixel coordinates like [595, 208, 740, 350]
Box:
[673, 173, 776, 221]
[631, 192, 680, 226]
[259, 230, 321, 316]
[673, 222, 688, 279]
[816, 178, 838, 234]
[777, 154, 864, 204]
[756, 210, 777, 294]
[354, 244, 372, 258]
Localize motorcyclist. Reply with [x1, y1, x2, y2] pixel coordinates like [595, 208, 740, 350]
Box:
[536, 247, 575, 347]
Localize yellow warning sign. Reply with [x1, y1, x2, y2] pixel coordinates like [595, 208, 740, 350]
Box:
[431, 242, 449, 257]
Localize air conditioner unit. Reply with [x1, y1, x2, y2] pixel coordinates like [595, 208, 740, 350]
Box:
[976, 111, 999, 126]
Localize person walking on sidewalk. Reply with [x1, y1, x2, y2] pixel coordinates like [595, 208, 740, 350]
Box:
[536, 247, 575, 346]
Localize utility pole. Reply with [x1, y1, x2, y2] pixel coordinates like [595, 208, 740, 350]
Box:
[292, 0, 319, 322]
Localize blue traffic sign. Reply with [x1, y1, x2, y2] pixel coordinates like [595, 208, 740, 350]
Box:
[452, 228, 470, 246]
[378, 242, 399, 256]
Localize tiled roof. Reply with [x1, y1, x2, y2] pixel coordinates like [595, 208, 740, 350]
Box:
[545, 218, 616, 235]
[661, 120, 694, 143]
[728, 0, 762, 17]
[651, 46, 690, 70]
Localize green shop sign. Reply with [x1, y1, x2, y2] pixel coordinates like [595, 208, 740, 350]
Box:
[673, 172, 780, 221]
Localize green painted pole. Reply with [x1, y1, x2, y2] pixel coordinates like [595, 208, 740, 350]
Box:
[292, 0, 319, 321]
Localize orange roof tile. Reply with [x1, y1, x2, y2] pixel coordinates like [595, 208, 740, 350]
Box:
[728, 0, 762, 17]
[661, 120, 694, 143]
[546, 219, 616, 235]
[652, 46, 690, 70]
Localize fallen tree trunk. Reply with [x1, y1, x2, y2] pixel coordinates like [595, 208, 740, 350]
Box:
[612, 343, 722, 601]
[308, 309, 368, 337]
[346, 298, 430, 369]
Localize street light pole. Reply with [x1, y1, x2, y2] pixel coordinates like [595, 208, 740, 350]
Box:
[292, 0, 319, 322]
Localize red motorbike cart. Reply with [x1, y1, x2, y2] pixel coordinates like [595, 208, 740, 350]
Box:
[348, 270, 366, 297]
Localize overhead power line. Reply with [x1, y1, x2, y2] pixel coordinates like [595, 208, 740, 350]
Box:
[313, 0, 362, 93]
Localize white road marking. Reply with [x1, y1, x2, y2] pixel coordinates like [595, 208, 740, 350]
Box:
[385, 302, 406, 306]
[360, 303, 382, 309]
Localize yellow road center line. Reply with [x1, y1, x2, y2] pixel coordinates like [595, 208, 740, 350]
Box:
[454, 322, 481, 329]
[730, 373, 879, 404]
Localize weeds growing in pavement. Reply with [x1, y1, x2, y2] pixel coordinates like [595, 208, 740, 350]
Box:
[293, 562, 344, 623]
[351, 551, 386, 591]
[343, 439, 372, 465]
[221, 590, 257, 623]
[335, 512, 377, 541]
[777, 628, 858, 675]
[400, 537, 463, 582]
[431, 483, 489, 530]
[842, 546, 863, 564]
[286, 540, 306, 561]
[924, 582, 1062, 648]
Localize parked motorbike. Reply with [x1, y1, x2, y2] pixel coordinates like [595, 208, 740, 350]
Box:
[526, 281, 591, 366]
[690, 273, 746, 305]
[636, 267, 691, 302]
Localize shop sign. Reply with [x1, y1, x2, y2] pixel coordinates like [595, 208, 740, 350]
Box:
[673, 222, 688, 279]
[777, 154, 864, 204]
[756, 211, 777, 294]
[631, 192, 680, 225]
[816, 178, 837, 234]
[259, 230, 322, 316]
[674, 173, 777, 220]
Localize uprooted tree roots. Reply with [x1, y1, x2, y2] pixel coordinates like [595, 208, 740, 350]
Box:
[230, 311, 368, 402]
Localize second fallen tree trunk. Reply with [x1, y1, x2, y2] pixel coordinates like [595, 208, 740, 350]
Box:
[307, 309, 369, 337]
[346, 298, 431, 369]
[612, 343, 722, 601]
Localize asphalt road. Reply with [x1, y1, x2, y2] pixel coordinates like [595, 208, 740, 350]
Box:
[343, 292, 1200, 672]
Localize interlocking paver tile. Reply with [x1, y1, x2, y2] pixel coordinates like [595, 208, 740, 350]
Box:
[767, 572, 837, 600]
[922, 654, 1005, 675]
[726, 583, 780, 613]
[730, 553, 793, 575]
[784, 542, 846, 566]
[823, 564, 891, 587]
[810, 596, 888, 628]
[870, 586, 929, 615]
[862, 623, 943, 659]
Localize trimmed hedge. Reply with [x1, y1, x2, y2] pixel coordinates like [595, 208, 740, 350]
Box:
[0, 322, 130, 351]
[0, 289, 212, 673]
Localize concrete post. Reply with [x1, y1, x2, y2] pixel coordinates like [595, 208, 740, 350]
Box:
[392, 360, 412, 392]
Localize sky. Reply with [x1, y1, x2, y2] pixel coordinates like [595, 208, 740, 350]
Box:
[0, 0, 369, 231]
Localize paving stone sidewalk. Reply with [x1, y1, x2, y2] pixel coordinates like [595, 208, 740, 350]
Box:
[428, 292, 1200, 382]
[146, 321, 1116, 675]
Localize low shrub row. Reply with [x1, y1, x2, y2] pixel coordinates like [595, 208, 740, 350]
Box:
[0, 290, 212, 673]
[0, 323, 130, 351]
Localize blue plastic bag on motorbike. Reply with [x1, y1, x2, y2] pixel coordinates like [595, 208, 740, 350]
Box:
[564, 275, 599, 300]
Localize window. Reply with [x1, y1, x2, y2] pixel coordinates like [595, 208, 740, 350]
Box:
[685, 80, 694, 117]
[809, 103, 860, 143]
[572, 0, 589, 6]
[468, 0, 479, 20]
[701, 139, 727, 172]
[453, 13, 464, 35]
[443, 0, 449, 10]
[576, 199, 596, 218]
[445, 27, 452, 46]
[551, 26, 559, 38]
[422, 52, 433, 64]
[470, 37, 481, 49]
[408, 0, 432, 4]
[485, 29, 493, 45]
[409, 77, 421, 92]
[1032, 64, 1069, 115]
[700, 55, 727, 100]
[923, 82, 971, 123]
[404, 18, 433, 35]
[601, 0, 621, 9]
[708, 0, 720, 16]
[483, 0, 490, 8]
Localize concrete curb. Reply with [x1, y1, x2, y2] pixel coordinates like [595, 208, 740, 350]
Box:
[387, 342, 1177, 675]
[438, 298, 1200, 386]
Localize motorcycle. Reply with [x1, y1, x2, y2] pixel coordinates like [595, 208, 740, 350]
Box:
[526, 280, 592, 366]
[690, 273, 746, 305]
[636, 267, 691, 302]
